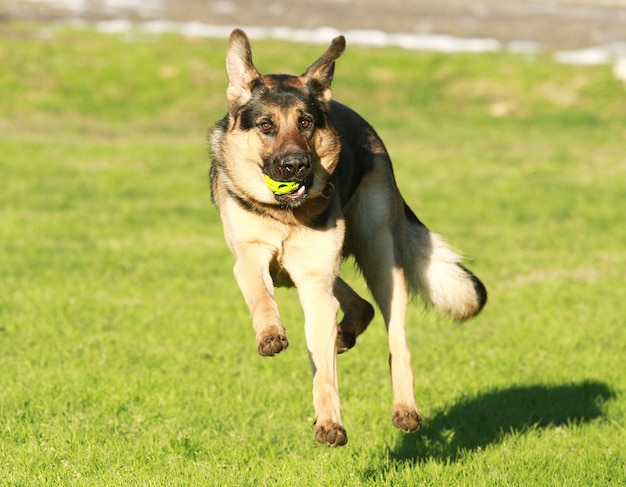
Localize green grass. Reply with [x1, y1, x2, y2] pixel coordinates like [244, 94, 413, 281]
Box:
[1, 22, 625, 485]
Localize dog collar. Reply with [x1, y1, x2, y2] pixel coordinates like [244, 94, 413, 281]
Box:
[321, 182, 335, 200]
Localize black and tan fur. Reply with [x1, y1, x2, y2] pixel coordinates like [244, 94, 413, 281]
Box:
[209, 29, 487, 447]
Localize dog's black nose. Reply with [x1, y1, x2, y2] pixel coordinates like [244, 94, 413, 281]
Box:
[275, 152, 310, 181]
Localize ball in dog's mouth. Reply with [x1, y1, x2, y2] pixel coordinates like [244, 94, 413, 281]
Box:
[264, 174, 302, 195]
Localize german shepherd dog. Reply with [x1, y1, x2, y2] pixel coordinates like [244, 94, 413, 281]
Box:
[210, 29, 487, 447]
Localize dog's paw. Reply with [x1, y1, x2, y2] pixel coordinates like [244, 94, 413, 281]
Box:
[315, 422, 348, 447]
[257, 326, 289, 356]
[335, 330, 356, 354]
[336, 300, 374, 354]
[392, 405, 423, 433]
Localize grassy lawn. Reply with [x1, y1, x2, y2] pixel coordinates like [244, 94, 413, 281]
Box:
[1, 23, 625, 485]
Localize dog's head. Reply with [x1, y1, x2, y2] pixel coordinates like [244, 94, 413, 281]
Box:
[216, 29, 345, 209]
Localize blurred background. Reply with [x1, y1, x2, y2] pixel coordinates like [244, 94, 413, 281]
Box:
[2, 0, 626, 52]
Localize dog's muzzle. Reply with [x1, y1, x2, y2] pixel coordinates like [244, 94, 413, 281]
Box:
[271, 151, 311, 182]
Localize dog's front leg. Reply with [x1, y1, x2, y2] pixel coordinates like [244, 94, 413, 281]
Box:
[233, 249, 288, 357]
[285, 218, 347, 446]
[295, 277, 346, 447]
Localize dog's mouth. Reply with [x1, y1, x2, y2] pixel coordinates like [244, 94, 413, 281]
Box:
[276, 187, 307, 207]
[264, 173, 313, 207]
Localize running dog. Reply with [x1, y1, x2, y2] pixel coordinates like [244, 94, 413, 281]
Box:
[209, 29, 487, 446]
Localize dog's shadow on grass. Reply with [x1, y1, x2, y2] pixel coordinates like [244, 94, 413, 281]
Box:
[390, 380, 615, 464]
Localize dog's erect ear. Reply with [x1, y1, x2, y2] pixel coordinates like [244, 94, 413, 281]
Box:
[225, 29, 261, 110]
[301, 35, 346, 103]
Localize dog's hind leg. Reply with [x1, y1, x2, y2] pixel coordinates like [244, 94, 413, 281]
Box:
[334, 278, 375, 353]
[363, 251, 423, 433]
[348, 172, 422, 433]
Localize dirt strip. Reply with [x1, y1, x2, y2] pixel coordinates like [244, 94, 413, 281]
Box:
[2, 0, 626, 50]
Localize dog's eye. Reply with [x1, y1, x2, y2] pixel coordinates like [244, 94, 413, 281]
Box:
[259, 121, 272, 132]
[300, 118, 313, 129]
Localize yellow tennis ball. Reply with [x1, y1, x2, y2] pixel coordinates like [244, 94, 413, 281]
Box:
[264, 175, 301, 195]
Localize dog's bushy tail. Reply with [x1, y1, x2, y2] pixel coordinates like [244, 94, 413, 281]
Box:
[404, 204, 487, 321]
